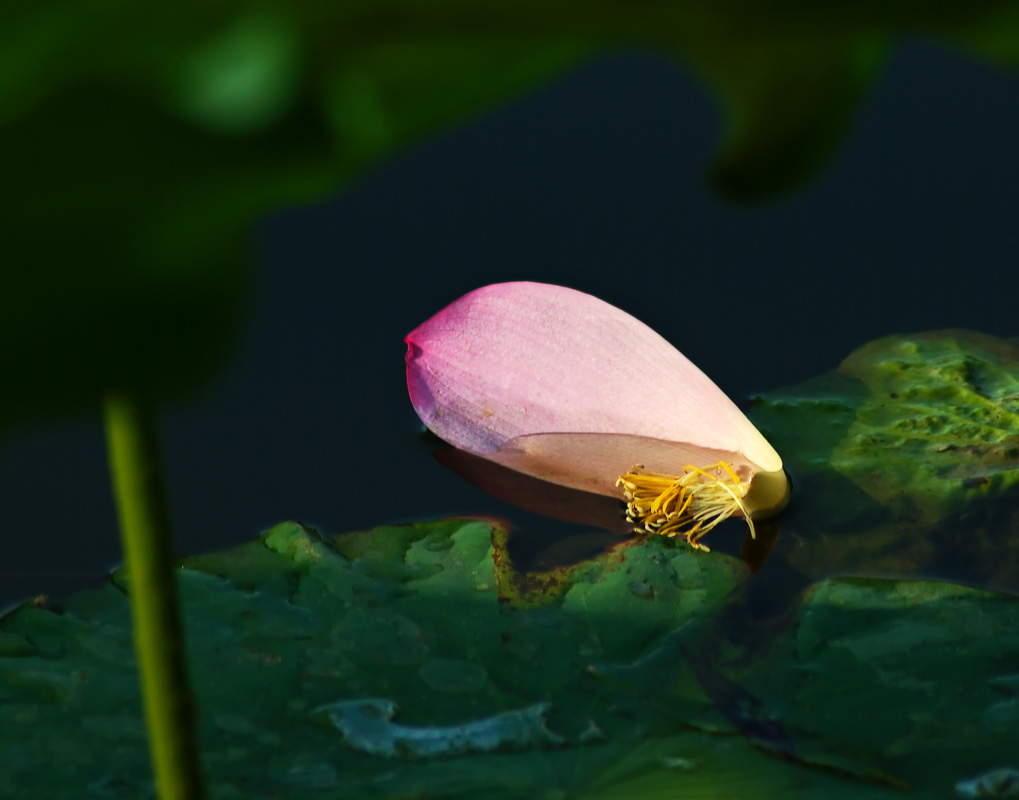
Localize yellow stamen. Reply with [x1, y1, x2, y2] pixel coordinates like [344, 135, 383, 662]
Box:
[615, 460, 754, 552]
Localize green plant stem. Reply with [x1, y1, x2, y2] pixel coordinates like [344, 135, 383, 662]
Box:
[104, 391, 205, 800]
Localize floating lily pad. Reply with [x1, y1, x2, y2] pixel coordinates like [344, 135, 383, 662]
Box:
[835, 331, 1019, 522]
[756, 330, 1019, 521]
[749, 330, 1019, 592]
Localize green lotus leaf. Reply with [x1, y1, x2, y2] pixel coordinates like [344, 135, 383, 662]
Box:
[742, 577, 1019, 794]
[580, 574, 1019, 796]
[835, 331, 1019, 522]
[0, 4, 590, 431]
[3, 517, 1017, 797]
[0, 519, 746, 797]
[747, 330, 1019, 591]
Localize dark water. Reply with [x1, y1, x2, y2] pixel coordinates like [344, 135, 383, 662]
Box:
[2, 42, 1018, 612]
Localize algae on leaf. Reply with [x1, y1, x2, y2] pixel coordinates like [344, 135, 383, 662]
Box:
[834, 331, 1019, 522]
[756, 330, 1019, 523]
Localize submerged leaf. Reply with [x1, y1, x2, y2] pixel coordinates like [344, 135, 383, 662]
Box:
[316, 698, 564, 758]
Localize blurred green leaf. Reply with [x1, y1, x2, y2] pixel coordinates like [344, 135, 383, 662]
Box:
[4, 2, 1018, 429]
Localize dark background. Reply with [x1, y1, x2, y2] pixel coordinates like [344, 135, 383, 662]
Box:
[2, 41, 1017, 610]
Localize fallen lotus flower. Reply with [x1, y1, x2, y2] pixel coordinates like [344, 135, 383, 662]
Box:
[405, 282, 790, 550]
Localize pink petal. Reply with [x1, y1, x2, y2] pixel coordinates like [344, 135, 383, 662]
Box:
[405, 282, 781, 493]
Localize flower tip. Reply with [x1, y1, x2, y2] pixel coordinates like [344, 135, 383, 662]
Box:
[404, 336, 435, 424]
